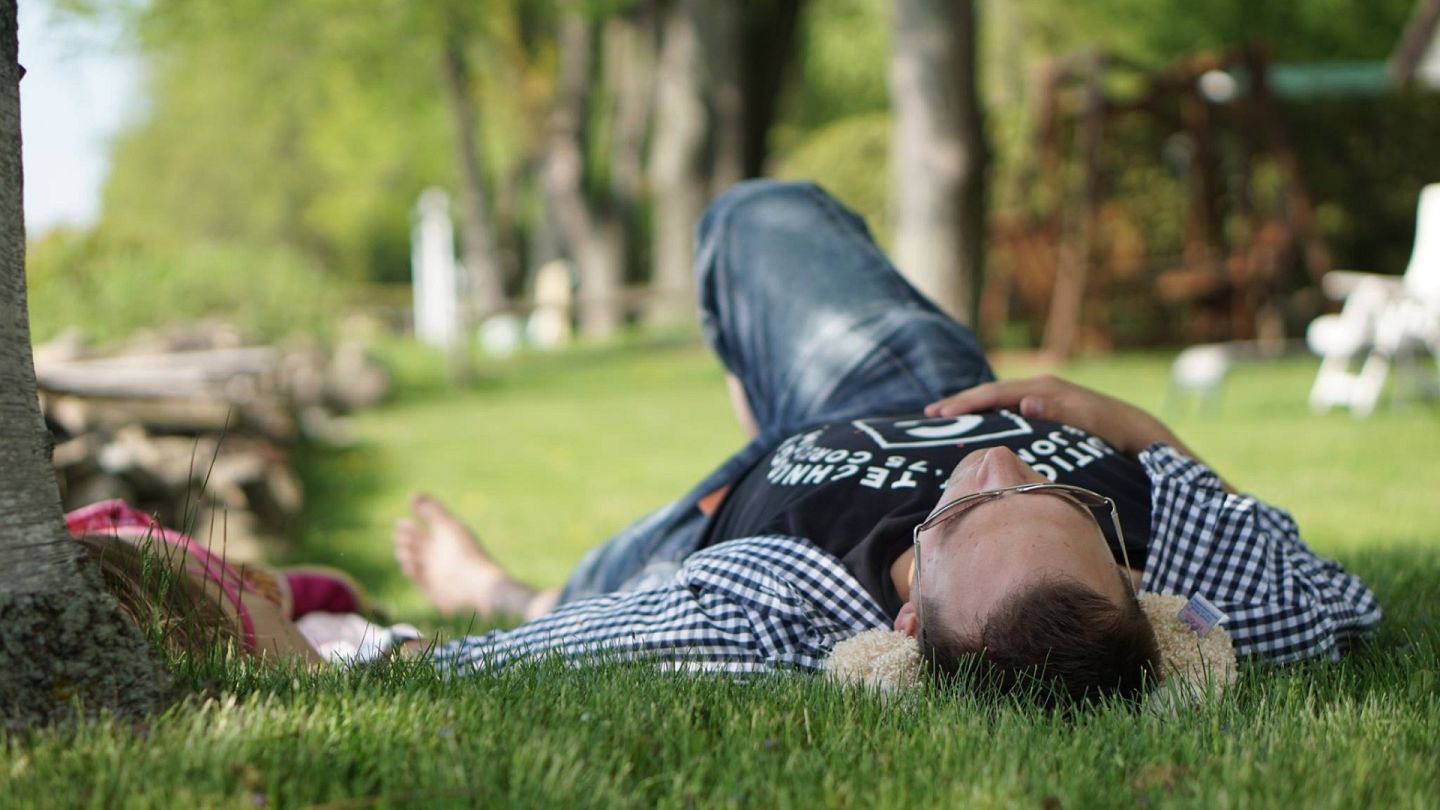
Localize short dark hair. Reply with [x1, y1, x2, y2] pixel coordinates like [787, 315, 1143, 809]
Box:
[919, 575, 1159, 706]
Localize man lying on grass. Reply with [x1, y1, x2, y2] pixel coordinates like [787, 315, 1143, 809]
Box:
[394, 181, 1382, 703]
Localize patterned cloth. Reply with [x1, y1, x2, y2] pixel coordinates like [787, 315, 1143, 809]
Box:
[430, 537, 890, 676]
[1138, 445, 1383, 663]
[429, 444, 1382, 676]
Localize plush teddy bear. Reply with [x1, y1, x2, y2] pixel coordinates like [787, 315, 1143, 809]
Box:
[825, 592, 1236, 706]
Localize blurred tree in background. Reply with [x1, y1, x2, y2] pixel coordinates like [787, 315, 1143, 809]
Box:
[25, 0, 1440, 350]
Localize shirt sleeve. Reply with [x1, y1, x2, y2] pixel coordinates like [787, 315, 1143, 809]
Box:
[1138, 444, 1383, 663]
[426, 536, 890, 677]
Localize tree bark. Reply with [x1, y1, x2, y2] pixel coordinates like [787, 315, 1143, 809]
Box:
[889, 0, 989, 326]
[1040, 55, 1104, 360]
[645, 0, 709, 328]
[438, 29, 507, 319]
[697, 1, 745, 192]
[602, 5, 656, 294]
[739, 0, 804, 178]
[0, 1, 167, 729]
[545, 7, 624, 338]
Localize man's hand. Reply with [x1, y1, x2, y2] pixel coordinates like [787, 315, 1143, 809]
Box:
[924, 375, 1183, 457]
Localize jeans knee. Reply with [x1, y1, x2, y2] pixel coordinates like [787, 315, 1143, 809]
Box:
[697, 179, 830, 249]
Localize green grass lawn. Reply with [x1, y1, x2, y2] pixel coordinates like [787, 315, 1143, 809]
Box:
[5, 336, 1439, 808]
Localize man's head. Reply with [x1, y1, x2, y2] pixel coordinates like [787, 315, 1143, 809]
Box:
[894, 446, 1158, 704]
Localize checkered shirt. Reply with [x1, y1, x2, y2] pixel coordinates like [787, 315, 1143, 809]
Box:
[430, 444, 1381, 675]
[1138, 444, 1382, 663]
[429, 536, 891, 676]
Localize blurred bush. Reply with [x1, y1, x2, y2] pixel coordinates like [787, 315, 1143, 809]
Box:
[26, 229, 349, 346]
[776, 112, 893, 251]
[1287, 94, 1440, 276]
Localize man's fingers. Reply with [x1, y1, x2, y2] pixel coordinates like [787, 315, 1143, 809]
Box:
[1018, 394, 1046, 419]
[924, 380, 1032, 417]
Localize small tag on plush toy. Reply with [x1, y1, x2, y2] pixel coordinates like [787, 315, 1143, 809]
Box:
[1176, 594, 1226, 636]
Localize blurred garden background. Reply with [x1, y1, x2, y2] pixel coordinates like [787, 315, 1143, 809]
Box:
[7, 0, 1440, 804]
[21, 0, 1440, 593]
[25, 0, 1440, 350]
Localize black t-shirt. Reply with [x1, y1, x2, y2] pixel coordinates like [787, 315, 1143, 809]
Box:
[701, 410, 1152, 618]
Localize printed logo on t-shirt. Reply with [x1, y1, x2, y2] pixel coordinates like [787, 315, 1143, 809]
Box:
[762, 411, 1121, 494]
[853, 411, 1032, 448]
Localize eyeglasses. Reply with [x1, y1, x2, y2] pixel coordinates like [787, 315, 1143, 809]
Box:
[910, 483, 1133, 645]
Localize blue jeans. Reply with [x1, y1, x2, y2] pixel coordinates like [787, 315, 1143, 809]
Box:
[556, 181, 995, 603]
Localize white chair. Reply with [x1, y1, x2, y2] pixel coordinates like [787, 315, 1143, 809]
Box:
[1307, 183, 1440, 416]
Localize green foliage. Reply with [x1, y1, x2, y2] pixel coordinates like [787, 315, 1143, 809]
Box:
[90, 0, 550, 287]
[1284, 94, 1440, 276]
[42, 0, 1440, 348]
[1019, 0, 1417, 64]
[775, 112, 893, 250]
[99, 6, 425, 283]
[984, 0, 1434, 295]
[25, 229, 347, 345]
[765, 0, 895, 261]
[774, 0, 891, 144]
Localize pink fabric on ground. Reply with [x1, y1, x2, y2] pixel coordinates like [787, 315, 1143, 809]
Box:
[285, 572, 363, 618]
[65, 499, 258, 651]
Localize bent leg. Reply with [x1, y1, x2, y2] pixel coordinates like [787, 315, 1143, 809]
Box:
[560, 181, 995, 607]
[697, 180, 995, 442]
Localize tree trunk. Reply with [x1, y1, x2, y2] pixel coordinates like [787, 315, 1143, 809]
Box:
[739, 0, 804, 178]
[545, 7, 623, 338]
[1041, 55, 1104, 360]
[602, 5, 657, 293]
[645, 0, 709, 328]
[697, 1, 745, 192]
[438, 31, 507, 319]
[889, 0, 989, 326]
[0, 1, 167, 729]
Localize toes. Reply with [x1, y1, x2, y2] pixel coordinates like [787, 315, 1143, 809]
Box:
[394, 516, 422, 547]
[411, 493, 448, 522]
[393, 518, 423, 578]
[412, 493, 473, 537]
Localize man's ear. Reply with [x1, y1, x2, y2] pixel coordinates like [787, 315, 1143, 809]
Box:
[894, 602, 919, 638]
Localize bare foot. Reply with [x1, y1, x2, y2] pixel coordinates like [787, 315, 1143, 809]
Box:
[393, 494, 539, 618]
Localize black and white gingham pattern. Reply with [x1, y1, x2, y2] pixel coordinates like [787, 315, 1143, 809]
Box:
[430, 445, 1382, 676]
[1138, 444, 1383, 663]
[430, 536, 891, 676]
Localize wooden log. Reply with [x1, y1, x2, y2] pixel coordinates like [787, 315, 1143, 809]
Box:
[323, 342, 390, 413]
[41, 393, 297, 442]
[241, 464, 303, 532]
[1041, 53, 1106, 360]
[96, 426, 218, 495]
[34, 347, 280, 401]
[50, 434, 98, 473]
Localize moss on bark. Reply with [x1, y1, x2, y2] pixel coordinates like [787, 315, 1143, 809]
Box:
[0, 558, 169, 730]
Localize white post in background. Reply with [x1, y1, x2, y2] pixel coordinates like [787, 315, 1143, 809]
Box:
[527, 259, 574, 350]
[411, 188, 461, 348]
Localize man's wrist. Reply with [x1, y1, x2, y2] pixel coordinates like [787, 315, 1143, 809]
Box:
[1113, 411, 1174, 456]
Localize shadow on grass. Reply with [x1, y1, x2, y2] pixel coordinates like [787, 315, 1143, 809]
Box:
[287, 435, 539, 636]
[286, 438, 398, 594]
